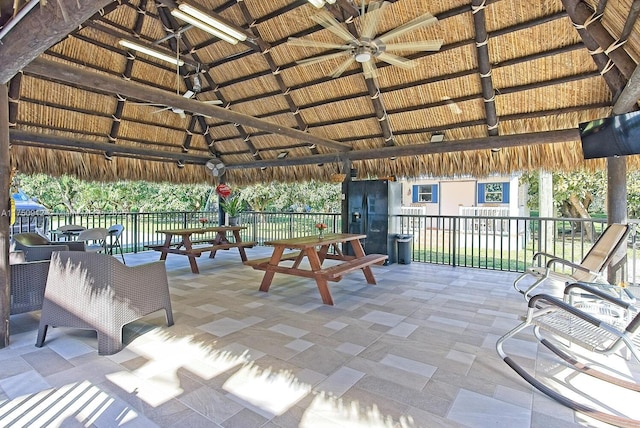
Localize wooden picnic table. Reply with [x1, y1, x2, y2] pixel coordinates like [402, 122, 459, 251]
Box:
[151, 226, 256, 274]
[244, 233, 387, 305]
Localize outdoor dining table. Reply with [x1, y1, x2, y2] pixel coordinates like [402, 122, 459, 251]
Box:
[245, 233, 388, 305]
[50, 225, 86, 241]
[152, 226, 256, 274]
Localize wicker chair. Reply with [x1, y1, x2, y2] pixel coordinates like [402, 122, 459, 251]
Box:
[36, 251, 174, 355]
[12, 232, 85, 261]
[10, 251, 50, 315]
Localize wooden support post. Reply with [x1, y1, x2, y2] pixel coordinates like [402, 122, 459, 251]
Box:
[607, 156, 628, 284]
[0, 84, 10, 348]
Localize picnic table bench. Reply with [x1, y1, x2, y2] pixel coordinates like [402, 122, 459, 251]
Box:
[151, 226, 255, 274]
[244, 233, 387, 305]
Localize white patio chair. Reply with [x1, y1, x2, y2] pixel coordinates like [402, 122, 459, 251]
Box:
[76, 227, 109, 253]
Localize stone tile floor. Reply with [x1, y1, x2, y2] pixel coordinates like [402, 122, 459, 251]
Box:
[1, 247, 638, 427]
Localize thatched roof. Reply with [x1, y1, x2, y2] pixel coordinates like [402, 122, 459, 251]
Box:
[2, 0, 640, 185]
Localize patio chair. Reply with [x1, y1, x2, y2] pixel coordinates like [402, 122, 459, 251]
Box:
[76, 227, 109, 253]
[9, 251, 50, 314]
[513, 223, 630, 301]
[496, 282, 640, 427]
[106, 224, 126, 264]
[36, 251, 174, 355]
[11, 232, 85, 261]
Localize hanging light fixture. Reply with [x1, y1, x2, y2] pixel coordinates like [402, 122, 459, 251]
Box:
[119, 40, 185, 66]
[307, 0, 336, 8]
[171, 9, 239, 44]
[175, 4, 247, 42]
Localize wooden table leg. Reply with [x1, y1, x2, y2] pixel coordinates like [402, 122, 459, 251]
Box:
[159, 234, 172, 261]
[306, 249, 334, 305]
[350, 239, 376, 284]
[259, 246, 284, 293]
[182, 236, 199, 274]
[233, 230, 249, 262]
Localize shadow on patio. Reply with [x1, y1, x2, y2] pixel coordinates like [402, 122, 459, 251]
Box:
[1, 249, 637, 427]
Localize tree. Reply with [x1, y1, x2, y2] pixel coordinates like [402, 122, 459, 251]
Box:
[521, 170, 606, 220]
[15, 174, 342, 214]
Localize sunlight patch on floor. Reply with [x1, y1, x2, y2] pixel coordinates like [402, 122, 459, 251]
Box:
[300, 392, 418, 428]
[223, 363, 312, 418]
[0, 380, 143, 426]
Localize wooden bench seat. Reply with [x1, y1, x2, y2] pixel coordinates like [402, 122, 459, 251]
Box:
[317, 253, 388, 280]
[244, 251, 301, 267]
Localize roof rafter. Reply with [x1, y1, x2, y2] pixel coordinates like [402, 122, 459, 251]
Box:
[0, 0, 114, 83]
[22, 57, 352, 152]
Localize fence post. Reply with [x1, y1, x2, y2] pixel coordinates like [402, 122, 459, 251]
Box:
[132, 212, 139, 253]
[452, 217, 457, 267]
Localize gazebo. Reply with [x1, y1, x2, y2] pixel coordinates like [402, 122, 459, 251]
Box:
[1, 0, 640, 345]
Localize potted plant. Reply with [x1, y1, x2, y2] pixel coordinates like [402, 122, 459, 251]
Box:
[216, 184, 245, 226]
[220, 197, 244, 225]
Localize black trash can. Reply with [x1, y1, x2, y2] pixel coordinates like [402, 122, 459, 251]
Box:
[396, 234, 413, 264]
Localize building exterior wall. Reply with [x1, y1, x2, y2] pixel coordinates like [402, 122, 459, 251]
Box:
[400, 175, 523, 216]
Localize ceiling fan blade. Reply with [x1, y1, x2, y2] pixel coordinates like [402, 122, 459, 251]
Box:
[311, 10, 358, 43]
[377, 13, 438, 44]
[361, 1, 388, 40]
[297, 51, 350, 66]
[129, 102, 162, 107]
[383, 40, 443, 52]
[376, 52, 415, 69]
[361, 59, 378, 80]
[287, 37, 351, 50]
[330, 56, 356, 78]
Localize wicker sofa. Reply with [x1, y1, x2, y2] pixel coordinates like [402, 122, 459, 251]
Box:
[12, 232, 86, 261]
[36, 251, 174, 355]
[10, 251, 50, 315]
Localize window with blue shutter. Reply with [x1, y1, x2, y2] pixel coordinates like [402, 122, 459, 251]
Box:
[479, 182, 509, 203]
[413, 185, 437, 203]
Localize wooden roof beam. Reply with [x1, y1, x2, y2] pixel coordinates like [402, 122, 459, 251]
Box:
[9, 129, 212, 164]
[471, 0, 499, 136]
[562, 0, 636, 80]
[236, 1, 320, 157]
[22, 57, 351, 152]
[225, 129, 579, 170]
[0, 0, 113, 83]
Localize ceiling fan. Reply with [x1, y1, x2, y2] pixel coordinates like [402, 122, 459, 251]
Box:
[288, 1, 443, 79]
[205, 157, 226, 177]
[150, 89, 222, 119]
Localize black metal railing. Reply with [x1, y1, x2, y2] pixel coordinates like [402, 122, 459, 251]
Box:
[14, 210, 639, 283]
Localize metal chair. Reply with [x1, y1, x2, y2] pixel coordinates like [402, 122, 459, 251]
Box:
[513, 223, 630, 300]
[36, 251, 174, 355]
[496, 282, 640, 427]
[76, 227, 109, 253]
[106, 224, 125, 264]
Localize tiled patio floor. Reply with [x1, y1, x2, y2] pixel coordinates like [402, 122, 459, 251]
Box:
[1, 247, 638, 427]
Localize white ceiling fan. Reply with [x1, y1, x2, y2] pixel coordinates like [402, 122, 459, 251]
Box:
[151, 89, 222, 119]
[288, 1, 443, 79]
[205, 157, 226, 177]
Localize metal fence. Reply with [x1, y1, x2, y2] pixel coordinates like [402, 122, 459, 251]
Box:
[15, 210, 639, 283]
